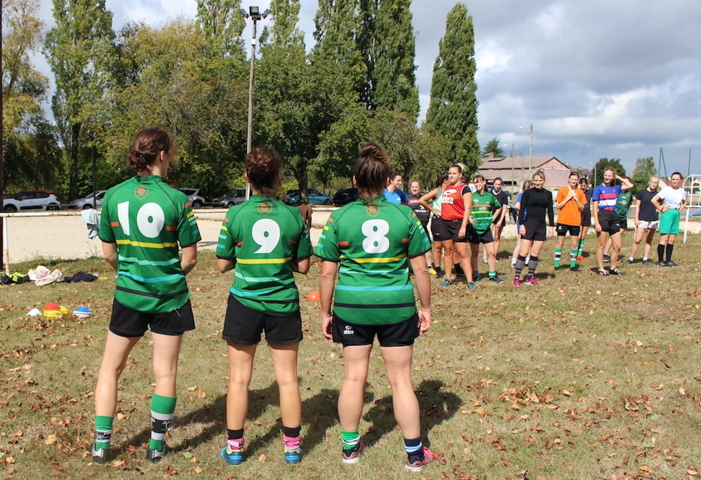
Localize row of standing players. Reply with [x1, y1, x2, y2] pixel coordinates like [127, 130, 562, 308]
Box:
[90, 130, 433, 472]
[399, 166, 688, 287]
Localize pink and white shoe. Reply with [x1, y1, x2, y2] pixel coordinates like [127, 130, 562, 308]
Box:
[524, 275, 539, 285]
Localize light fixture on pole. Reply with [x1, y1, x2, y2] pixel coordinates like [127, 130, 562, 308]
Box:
[242, 6, 271, 200]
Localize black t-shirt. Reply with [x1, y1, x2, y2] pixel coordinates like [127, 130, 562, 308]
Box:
[636, 188, 659, 222]
[406, 193, 430, 225]
[518, 187, 554, 226]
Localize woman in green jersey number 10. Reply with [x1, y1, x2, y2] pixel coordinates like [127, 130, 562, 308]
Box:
[92, 128, 201, 464]
[216, 148, 313, 466]
[317, 143, 433, 472]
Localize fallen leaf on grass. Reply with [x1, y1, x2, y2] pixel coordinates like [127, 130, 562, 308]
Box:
[45, 434, 57, 445]
[687, 466, 700, 475]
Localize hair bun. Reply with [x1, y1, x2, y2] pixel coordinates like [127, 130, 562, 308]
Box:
[360, 143, 380, 158]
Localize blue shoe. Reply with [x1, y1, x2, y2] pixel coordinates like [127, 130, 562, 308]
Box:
[439, 278, 453, 287]
[285, 448, 304, 465]
[220, 446, 244, 466]
[467, 281, 477, 291]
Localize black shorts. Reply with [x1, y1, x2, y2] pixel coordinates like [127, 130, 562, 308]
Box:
[467, 225, 494, 244]
[332, 313, 418, 347]
[439, 218, 467, 243]
[521, 217, 547, 241]
[556, 223, 581, 237]
[430, 216, 442, 241]
[597, 210, 621, 235]
[581, 210, 592, 227]
[222, 294, 303, 345]
[619, 218, 628, 230]
[109, 298, 195, 337]
[492, 215, 506, 227]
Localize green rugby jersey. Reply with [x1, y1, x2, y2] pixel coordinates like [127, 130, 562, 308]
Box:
[316, 196, 430, 325]
[99, 175, 201, 313]
[216, 196, 313, 315]
[471, 191, 501, 234]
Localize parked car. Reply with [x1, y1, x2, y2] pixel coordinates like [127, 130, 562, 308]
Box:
[68, 190, 106, 210]
[283, 189, 332, 205]
[3, 191, 61, 212]
[213, 189, 247, 208]
[332, 188, 359, 206]
[178, 188, 206, 208]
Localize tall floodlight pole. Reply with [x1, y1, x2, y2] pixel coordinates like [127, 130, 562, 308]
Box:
[241, 6, 270, 200]
[1, 0, 5, 271]
[528, 124, 533, 177]
[510, 143, 515, 193]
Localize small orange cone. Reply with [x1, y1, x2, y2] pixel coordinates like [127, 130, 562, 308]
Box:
[306, 291, 321, 302]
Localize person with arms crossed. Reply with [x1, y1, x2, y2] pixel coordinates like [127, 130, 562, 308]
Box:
[216, 148, 313, 466]
[406, 179, 436, 274]
[592, 168, 634, 276]
[553, 171, 586, 272]
[318, 143, 433, 472]
[651, 172, 687, 267]
[92, 128, 200, 464]
[627, 176, 659, 264]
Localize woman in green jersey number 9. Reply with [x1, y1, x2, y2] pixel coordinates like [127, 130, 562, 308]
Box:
[317, 143, 433, 472]
[216, 147, 313, 466]
[92, 128, 201, 464]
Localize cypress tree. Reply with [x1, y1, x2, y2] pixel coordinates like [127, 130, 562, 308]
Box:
[424, 3, 480, 174]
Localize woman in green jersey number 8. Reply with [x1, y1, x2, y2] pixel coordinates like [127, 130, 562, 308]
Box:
[92, 128, 201, 464]
[216, 147, 313, 466]
[318, 143, 433, 472]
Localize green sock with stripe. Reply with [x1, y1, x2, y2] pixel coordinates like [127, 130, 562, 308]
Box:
[149, 394, 177, 451]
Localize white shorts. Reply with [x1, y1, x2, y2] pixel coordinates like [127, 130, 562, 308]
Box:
[637, 220, 658, 230]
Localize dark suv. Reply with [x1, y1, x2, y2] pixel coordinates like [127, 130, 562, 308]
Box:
[332, 188, 359, 206]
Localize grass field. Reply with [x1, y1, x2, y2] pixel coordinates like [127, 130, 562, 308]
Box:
[1, 233, 700, 480]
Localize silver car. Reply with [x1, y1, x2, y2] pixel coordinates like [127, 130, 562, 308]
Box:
[213, 189, 247, 208]
[68, 191, 106, 210]
[179, 188, 206, 208]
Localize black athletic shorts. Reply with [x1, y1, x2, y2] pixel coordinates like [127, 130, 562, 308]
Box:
[222, 294, 303, 345]
[467, 225, 494, 244]
[331, 312, 419, 347]
[556, 223, 581, 237]
[581, 210, 592, 227]
[109, 298, 195, 337]
[597, 210, 621, 235]
[492, 215, 506, 227]
[619, 218, 628, 230]
[430, 216, 442, 241]
[521, 217, 547, 242]
[439, 218, 467, 243]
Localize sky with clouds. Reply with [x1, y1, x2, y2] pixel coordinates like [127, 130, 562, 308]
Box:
[32, 0, 701, 176]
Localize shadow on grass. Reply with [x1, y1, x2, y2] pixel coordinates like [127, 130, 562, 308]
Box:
[115, 382, 348, 459]
[362, 379, 462, 449]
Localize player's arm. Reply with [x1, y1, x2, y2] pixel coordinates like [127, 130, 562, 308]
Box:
[619, 176, 634, 192]
[319, 260, 339, 341]
[409, 254, 431, 336]
[650, 193, 664, 212]
[102, 242, 118, 271]
[419, 189, 438, 215]
[180, 244, 197, 275]
[217, 258, 235, 273]
[292, 257, 310, 274]
[574, 191, 585, 211]
[634, 199, 642, 225]
[554, 190, 569, 209]
[459, 190, 473, 237]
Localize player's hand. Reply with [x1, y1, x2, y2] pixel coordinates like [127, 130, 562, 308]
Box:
[321, 313, 333, 341]
[548, 226, 556, 238]
[519, 225, 526, 237]
[418, 307, 431, 336]
[458, 227, 466, 239]
[595, 223, 602, 233]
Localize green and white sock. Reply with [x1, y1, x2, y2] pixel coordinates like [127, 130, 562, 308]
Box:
[554, 248, 562, 267]
[149, 394, 177, 451]
[94, 415, 113, 451]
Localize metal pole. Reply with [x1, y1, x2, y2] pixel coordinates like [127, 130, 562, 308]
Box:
[510, 143, 515, 193]
[0, 0, 4, 271]
[245, 19, 258, 201]
[528, 124, 533, 177]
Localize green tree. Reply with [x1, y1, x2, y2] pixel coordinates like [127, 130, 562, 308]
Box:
[2, 0, 62, 191]
[44, 0, 114, 200]
[196, 0, 246, 58]
[257, 0, 324, 202]
[482, 137, 504, 158]
[357, 0, 418, 119]
[424, 3, 480, 176]
[631, 156, 656, 192]
[104, 19, 249, 199]
[592, 157, 626, 185]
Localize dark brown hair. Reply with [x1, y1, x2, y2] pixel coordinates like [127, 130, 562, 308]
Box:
[128, 128, 176, 171]
[246, 147, 281, 197]
[353, 143, 391, 199]
[434, 172, 449, 188]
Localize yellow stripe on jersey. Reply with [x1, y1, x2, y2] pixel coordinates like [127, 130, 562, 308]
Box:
[116, 239, 177, 248]
[343, 253, 407, 263]
[221, 226, 229, 232]
[236, 256, 293, 264]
